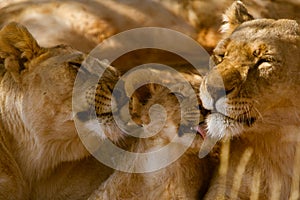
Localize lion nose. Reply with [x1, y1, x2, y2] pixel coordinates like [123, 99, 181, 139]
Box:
[205, 68, 242, 101]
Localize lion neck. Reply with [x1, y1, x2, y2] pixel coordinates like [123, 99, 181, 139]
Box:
[0, 76, 88, 182]
[1, 113, 88, 183]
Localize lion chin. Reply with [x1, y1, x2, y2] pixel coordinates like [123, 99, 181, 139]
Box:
[200, 1, 300, 199]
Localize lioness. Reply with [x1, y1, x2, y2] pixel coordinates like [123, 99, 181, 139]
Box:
[200, 1, 300, 199]
[0, 22, 115, 199]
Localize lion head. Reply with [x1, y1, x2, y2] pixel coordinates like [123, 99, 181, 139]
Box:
[88, 71, 216, 200]
[0, 22, 86, 174]
[200, 1, 300, 140]
[0, 22, 122, 182]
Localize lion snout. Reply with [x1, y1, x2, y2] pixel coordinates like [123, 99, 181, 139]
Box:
[201, 66, 243, 107]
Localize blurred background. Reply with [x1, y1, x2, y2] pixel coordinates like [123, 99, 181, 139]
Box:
[1, 0, 299, 75]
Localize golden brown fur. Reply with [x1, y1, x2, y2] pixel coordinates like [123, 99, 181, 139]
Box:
[0, 22, 114, 199]
[88, 72, 218, 199]
[200, 1, 300, 199]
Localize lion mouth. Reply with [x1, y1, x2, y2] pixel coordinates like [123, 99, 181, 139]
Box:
[178, 122, 207, 139]
[194, 122, 207, 139]
[214, 111, 256, 127]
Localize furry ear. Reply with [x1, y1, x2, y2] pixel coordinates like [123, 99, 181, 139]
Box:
[221, 1, 254, 36]
[0, 22, 41, 82]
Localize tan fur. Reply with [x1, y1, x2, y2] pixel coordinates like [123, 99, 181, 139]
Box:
[0, 22, 114, 199]
[200, 2, 300, 199]
[88, 73, 218, 199]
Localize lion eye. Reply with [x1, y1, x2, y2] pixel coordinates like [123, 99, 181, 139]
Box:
[171, 92, 185, 102]
[68, 61, 82, 69]
[254, 56, 275, 68]
[210, 54, 224, 68]
[254, 56, 276, 76]
[258, 62, 274, 76]
[215, 54, 225, 63]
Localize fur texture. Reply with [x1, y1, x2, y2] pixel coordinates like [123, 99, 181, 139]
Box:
[0, 22, 113, 200]
[89, 73, 218, 199]
[200, 2, 300, 199]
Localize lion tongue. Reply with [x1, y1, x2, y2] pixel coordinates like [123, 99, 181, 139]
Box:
[195, 123, 207, 139]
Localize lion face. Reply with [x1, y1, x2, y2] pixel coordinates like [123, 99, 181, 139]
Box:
[200, 2, 300, 140]
[0, 23, 107, 173]
[126, 70, 205, 144]
[74, 63, 126, 143]
[20, 45, 86, 152]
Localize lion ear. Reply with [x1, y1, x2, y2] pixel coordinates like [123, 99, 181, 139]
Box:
[0, 22, 41, 82]
[221, 1, 254, 36]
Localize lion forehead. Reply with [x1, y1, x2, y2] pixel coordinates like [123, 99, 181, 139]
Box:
[232, 19, 299, 39]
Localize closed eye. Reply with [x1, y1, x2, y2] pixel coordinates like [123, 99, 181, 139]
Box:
[210, 54, 225, 68]
[254, 59, 268, 68]
[254, 56, 275, 68]
[68, 61, 92, 75]
[171, 92, 185, 102]
[215, 54, 224, 62]
[68, 61, 82, 68]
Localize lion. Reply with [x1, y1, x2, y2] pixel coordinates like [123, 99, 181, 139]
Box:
[82, 69, 219, 200]
[0, 22, 119, 199]
[200, 1, 300, 199]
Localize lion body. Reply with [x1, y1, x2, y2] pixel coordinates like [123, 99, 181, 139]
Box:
[0, 23, 114, 199]
[89, 73, 217, 200]
[3, 1, 300, 199]
[200, 2, 300, 199]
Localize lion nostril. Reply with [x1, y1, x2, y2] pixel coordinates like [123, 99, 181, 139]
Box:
[207, 82, 237, 101]
[205, 68, 226, 101]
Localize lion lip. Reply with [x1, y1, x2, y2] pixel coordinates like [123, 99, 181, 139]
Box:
[213, 111, 256, 127]
[178, 123, 207, 139]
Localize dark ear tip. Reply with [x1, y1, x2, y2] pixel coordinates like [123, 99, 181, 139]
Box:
[232, 0, 246, 8]
[3, 21, 19, 28]
[236, 0, 244, 5]
[233, 1, 253, 16]
[0, 22, 41, 79]
[1, 22, 26, 34]
[221, 0, 253, 36]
